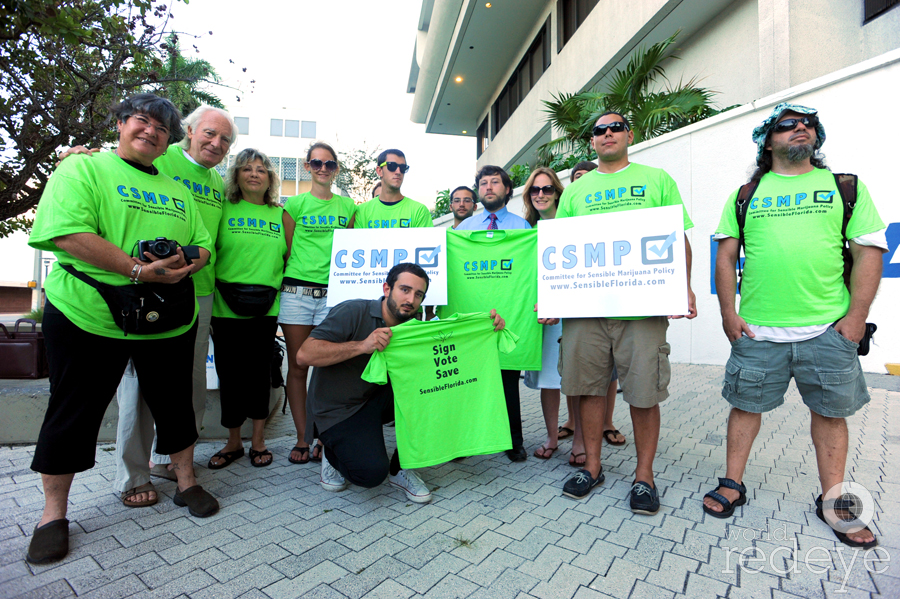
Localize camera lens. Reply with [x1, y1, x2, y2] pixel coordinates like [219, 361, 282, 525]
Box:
[151, 241, 173, 258]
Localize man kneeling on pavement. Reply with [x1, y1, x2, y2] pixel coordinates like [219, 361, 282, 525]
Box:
[298, 263, 505, 502]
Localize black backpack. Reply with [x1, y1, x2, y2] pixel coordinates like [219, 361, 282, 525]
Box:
[734, 172, 876, 355]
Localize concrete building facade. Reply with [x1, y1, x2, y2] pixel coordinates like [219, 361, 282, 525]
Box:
[408, 0, 900, 169]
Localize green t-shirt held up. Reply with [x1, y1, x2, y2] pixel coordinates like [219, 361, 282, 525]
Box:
[437, 229, 541, 370]
[353, 197, 433, 229]
[213, 200, 287, 318]
[29, 152, 213, 339]
[362, 312, 517, 468]
[283, 192, 357, 285]
[715, 168, 885, 327]
[154, 146, 225, 296]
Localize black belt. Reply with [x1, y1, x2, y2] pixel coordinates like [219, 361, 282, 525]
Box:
[281, 284, 327, 298]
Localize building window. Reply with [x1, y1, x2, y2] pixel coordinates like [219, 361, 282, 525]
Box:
[864, 0, 899, 21]
[282, 157, 297, 181]
[270, 119, 284, 136]
[491, 16, 551, 138]
[301, 121, 317, 138]
[557, 0, 598, 51]
[477, 116, 489, 158]
[234, 117, 249, 135]
[285, 120, 300, 137]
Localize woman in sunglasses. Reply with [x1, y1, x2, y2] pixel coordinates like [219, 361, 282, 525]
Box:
[280, 142, 357, 465]
[520, 167, 583, 463]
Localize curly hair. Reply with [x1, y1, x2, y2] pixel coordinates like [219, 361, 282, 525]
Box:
[225, 148, 281, 207]
[522, 167, 564, 226]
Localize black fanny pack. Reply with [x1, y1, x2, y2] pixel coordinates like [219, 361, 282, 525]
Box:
[61, 264, 195, 336]
[216, 281, 278, 317]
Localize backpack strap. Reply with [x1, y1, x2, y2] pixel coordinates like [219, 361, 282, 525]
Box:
[59, 263, 108, 291]
[734, 179, 760, 291]
[832, 173, 858, 289]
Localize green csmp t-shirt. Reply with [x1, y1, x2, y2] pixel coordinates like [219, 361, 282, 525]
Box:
[283, 192, 357, 284]
[354, 197, 433, 229]
[29, 152, 213, 339]
[437, 229, 541, 370]
[557, 162, 694, 228]
[213, 200, 287, 318]
[154, 146, 225, 296]
[715, 168, 885, 327]
[362, 312, 517, 468]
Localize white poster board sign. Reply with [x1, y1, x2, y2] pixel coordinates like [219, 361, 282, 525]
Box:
[328, 228, 448, 306]
[537, 205, 688, 318]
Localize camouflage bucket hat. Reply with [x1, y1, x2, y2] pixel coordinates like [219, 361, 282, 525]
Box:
[752, 102, 826, 160]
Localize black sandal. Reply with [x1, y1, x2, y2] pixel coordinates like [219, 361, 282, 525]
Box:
[288, 446, 310, 465]
[207, 448, 244, 470]
[815, 494, 877, 549]
[310, 441, 323, 463]
[249, 448, 273, 467]
[702, 477, 747, 519]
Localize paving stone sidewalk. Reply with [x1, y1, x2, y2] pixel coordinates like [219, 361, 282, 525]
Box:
[2, 364, 898, 599]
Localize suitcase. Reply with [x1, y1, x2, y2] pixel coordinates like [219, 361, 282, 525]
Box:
[0, 319, 50, 379]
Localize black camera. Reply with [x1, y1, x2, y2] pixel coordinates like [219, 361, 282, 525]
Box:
[138, 237, 179, 260]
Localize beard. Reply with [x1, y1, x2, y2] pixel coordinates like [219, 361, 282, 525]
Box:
[480, 193, 506, 213]
[774, 142, 815, 163]
[386, 293, 416, 324]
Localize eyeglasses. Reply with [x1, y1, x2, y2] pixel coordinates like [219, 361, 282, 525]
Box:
[130, 114, 170, 138]
[379, 161, 410, 174]
[451, 198, 474, 205]
[772, 115, 818, 134]
[529, 185, 557, 196]
[308, 158, 338, 172]
[592, 121, 628, 136]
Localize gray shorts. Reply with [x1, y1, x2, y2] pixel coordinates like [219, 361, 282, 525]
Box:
[722, 327, 870, 418]
[278, 288, 330, 326]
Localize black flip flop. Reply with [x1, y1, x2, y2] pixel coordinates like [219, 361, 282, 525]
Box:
[310, 441, 323, 463]
[557, 426, 574, 439]
[603, 429, 626, 446]
[288, 446, 310, 464]
[249, 448, 273, 467]
[207, 448, 245, 470]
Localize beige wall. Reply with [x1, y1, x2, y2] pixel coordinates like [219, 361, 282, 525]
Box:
[473, 0, 900, 171]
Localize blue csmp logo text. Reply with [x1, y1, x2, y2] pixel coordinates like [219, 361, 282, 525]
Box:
[172, 177, 215, 199]
[301, 215, 345, 226]
[367, 218, 411, 228]
[464, 258, 514, 272]
[543, 232, 676, 270]
[336, 246, 440, 269]
[117, 186, 184, 212]
[228, 217, 274, 229]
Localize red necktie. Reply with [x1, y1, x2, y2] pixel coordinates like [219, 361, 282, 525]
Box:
[488, 213, 498, 230]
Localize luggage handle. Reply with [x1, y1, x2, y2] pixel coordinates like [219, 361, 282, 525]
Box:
[0, 323, 10, 339]
[15, 318, 38, 334]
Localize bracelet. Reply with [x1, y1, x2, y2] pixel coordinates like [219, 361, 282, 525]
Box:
[128, 264, 139, 280]
[131, 265, 143, 284]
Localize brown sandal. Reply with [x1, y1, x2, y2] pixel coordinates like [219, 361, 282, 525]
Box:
[569, 452, 586, 467]
[533, 444, 558, 460]
[122, 482, 158, 508]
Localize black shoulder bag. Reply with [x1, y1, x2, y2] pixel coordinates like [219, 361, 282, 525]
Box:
[61, 264, 195, 336]
[215, 281, 278, 317]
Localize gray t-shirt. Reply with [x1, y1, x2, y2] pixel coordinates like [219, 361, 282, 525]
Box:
[305, 297, 392, 441]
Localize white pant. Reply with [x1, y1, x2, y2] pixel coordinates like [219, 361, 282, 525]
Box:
[113, 294, 213, 492]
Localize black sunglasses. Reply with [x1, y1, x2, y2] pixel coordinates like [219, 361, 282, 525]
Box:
[379, 161, 410, 174]
[772, 115, 818, 134]
[592, 121, 629, 136]
[529, 185, 557, 196]
[308, 158, 338, 172]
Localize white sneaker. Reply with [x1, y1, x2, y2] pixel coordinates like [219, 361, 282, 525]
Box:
[320, 453, 348, 492]
[389, 469, 432, 503]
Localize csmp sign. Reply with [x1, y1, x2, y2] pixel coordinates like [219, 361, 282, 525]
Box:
[537, 205, 689, 318]
[328, 228, 448, 306]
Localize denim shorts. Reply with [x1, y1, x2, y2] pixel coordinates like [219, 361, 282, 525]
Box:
[277, 289, 330, 326]
[722, 327, 870, 418]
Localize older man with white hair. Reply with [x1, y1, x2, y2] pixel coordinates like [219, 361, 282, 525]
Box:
[57, 105, 236, 507]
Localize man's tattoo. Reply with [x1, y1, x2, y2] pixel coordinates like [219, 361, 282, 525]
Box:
[154, 268, 167, 276]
